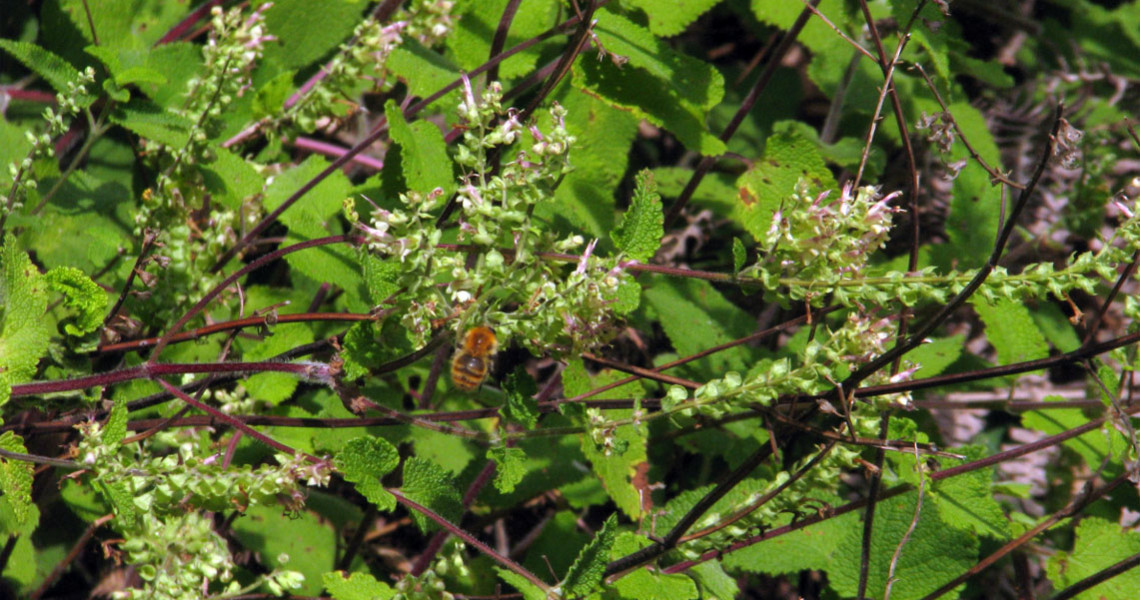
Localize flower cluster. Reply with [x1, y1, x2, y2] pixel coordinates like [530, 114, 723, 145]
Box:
[77, 420, 322, 599]
[747, 180, 901, 306]
[1, 67, 96, 216]
[286, 17, 407, 133]
[353, 79, 631, 357]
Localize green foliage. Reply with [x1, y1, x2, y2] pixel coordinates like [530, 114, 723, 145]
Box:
[611, 169, 664, 263]
[0, 432, 35, 530]
[562, 513, 619, 597]
[336, 436, 400, 511]
[0, 242, 50, 406]
[402, 456, 463, 533]
[324, 570, 397, 600]
[1047, 517, 1140, 600]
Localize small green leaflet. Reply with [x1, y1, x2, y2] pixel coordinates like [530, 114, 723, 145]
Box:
[45, 266, 107, 337]
[401, 457, 463, 533]
[1047, 517, 1140, 600]
[0, 432, 35, 528]
[0, 40, 94, 107]
[562, 513, 619, 597]
[334, 436, 399, 511]
[612, 169, 664, 263]
[322, 571, 396, 600]
[487, 445, 526, 494]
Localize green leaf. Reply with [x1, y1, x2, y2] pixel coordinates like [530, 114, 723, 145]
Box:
[387, 38, 462, 100]
[384, 99, 455, 196]
[542, 86, 640, 238]
[562, 513, 619, 597]
[502, 367, 539, 429]
[624, 0, 722, 36]
[0, 39, 92, 106]
[1022, 395, 1129, 475]
[103, 400, 128, 446]
[488, 445, 527, 494]
[360, 252, 402, 306]
[732, 237, 746, 273]
[200, 145, 265, 211]
[733, 127, 837, 240]
[582, 406, 649, 520]
[322, 571, 397, 600]
[905, 334, 964, 379]
[1031, 302, 1082, 353]
[610, 532, 700, 600]
[45, 266, 107, 336]
[612, 169, 664, 262]
[608, 278, 642, 316]
[930, 445, 1011, 539]
[109, 98, 194, 147]
[1047, 517, 1140, 600]
[643, 277, 755, 376]
[0, 433, 35, 529]
[575, 10, 726, 156]
[262, 156, 363, 308]
[253, 71, 296, 120]
[496, 568, 547, 600]
[447, 0, 560, 82]
[335, 436, 399, 511]
[401, 457, 463, 533]
[972, 297, 1049, 373]
[829, 490, 977, 600]
[262, 0, 361, 69]
[0, 242, 51, 406]
[231, 504, 336, 595]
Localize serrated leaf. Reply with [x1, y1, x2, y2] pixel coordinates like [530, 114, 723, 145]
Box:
[109, 99, 194, 147]
[643, 277, 755, 376]
[502, 367, 539, 429]
[262, 156, 364, 308]
[972, 297, 1048, 373]
[98, 479, 138, 523]
[0, 433, 34, 528]
[0, 39, 92, 106]
[1022, 395, 1129, 475]
[544, 86, 640, 238]
[45, 266, 107, 336]
[1047, 517, 1140, 600]
[360, 252, 402, 305]
[322, 571, 396, 600]
[732, 237, 746, 273]
[200, 145, 264, 211]
[612, 169, 664, 262]
[610, 532, 700, 599]
[103, 400, 128, 446]
[262, 0, 361, 69]
[608, 278, 641, 315]
[930, 445, 1011, 539]
[625, 0, 721, 36]
[0, 242, 51, 406]
[488, 445, 527, 494]
[253, 70, 295, 120]
[387, 38, 462, 100]
[562, 513, 618, 597]
[733, 127, 837, 240]
[496, 567, 547, 600]
[384, 99, 455, 196]
[401, 457, 463, 533]
[575, 11, 726, 156]
[690, 560, 741, 600]
[905, 334, 964, 379]
[447, 0, 560, 82]
[335, 436, 399, 511]
[829, 490, 977, 600]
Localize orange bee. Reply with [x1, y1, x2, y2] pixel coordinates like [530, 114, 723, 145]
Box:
[451, 326, 498, 390]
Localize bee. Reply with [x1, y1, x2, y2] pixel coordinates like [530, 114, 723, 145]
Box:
[451, 326, 498, 391]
